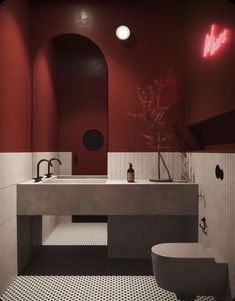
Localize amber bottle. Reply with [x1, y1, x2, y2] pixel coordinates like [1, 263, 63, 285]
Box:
[127, 163, 135, 182]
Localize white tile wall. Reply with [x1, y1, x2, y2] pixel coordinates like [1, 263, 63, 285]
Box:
[0, 151, 72, 295]
[0, 152, 32, 295]
[189, 152, 235, 297]
[59, 152, 72, 175]
[1, 153, 32, 188]
[3, 249, 17, 292]
[1, 186, 16, 223]
[0, 259, 3, 294]
[108, 152, 183, 180]
[0, 224, 3, 261]
[3, 217, 17, 258]
[0, 191, 4, 225]
[0, 155, 3, 190]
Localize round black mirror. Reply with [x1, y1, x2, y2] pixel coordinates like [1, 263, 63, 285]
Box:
[83, 129, 104, 151]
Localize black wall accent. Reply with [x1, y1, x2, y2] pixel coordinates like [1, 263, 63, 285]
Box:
[83, 129, 104, 151]
[215, 165, 224, 180]
[72, 215, 107, 223]
[190, 110, 235, 147]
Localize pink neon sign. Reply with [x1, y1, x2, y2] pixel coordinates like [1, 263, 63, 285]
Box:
[203, 24, 229, 58]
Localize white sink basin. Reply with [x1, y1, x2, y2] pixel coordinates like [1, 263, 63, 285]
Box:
[43, 177, 107, 184]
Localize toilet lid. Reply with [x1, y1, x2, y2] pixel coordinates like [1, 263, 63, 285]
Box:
[151, 243, 226, 263]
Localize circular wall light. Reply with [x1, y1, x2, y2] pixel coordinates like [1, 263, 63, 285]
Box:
[116, 25, 130, 40]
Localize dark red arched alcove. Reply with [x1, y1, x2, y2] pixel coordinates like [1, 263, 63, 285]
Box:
[33, 34, 108, 175]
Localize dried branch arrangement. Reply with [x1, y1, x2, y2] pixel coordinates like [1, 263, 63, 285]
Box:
[129, 70, 181, 181]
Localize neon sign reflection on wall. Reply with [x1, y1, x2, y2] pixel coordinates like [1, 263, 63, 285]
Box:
[203, 24, 229, 58]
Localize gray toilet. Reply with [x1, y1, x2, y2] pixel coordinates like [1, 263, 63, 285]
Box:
[151, 243, 228, 301]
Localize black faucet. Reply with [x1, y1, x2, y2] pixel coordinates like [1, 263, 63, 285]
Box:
[33, 159, 52, 182]
[45, 158, 62, 178]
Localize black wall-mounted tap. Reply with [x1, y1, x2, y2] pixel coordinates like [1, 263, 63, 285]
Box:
[199, 217, 208, 235]
[33, 159, 52, 182]
[45, 158, 62, 178]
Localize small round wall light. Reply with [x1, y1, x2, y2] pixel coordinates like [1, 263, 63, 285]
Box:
[116, 25, 130, 40]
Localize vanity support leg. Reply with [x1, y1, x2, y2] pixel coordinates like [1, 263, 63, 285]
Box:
[17, 215, 42, 273]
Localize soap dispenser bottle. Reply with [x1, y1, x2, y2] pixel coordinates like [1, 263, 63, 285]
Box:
[127, 163, 135, 182]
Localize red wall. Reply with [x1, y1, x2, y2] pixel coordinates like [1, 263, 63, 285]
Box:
[187, 0, 235, 125]
[0, 0, 31, 152]
[1, 1, 234, 154]
[31, 0, 188, 152]
[33, 41, 59, 151]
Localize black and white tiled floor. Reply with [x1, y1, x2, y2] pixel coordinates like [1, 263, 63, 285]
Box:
[1, 275, 214, 301]
[0, 223, 214, 301]
[20, 246, 153, 276]
[1, 276, 175, 301]
[43, 223, 107, 245]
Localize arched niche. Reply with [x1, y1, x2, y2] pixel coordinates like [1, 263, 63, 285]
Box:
[33, 33, 108, 175]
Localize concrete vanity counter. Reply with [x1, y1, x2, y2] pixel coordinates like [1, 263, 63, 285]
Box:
[17, 177, 199, 260]
[17, 178, 198, 216]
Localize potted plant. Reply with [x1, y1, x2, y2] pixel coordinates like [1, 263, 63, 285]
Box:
[129, 70, 182, 182]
